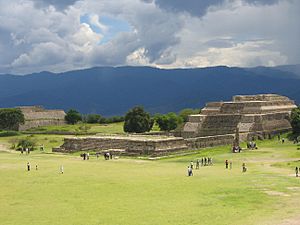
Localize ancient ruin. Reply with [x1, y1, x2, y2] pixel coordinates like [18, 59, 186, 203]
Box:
[181, 94, 297, 141]
[54, 94, 297, 156]
[18, 106, 66, 131]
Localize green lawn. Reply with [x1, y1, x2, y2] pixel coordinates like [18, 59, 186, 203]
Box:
[0, 136, 300, 225]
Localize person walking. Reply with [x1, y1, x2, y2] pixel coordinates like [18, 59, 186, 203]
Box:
[242, 163, 247, 172]
[295, 167, 299, 177]
[27, 162, 31, 171]
[190, 161, 194, 170]
[196, 159, 200, 169]
[225, 160, 229, 169]
[187, 166, 193, 176]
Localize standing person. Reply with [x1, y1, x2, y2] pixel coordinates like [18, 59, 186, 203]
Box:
[27, 162, 31, 171]
[230, 161, 232, 170]
[201, 157, 204, 167]
[35, 164, 38, 170]
[110, 152, 113, 160]
[187, 166, 193, 176]
[25, 148, 29, 155]
[204, 157, 207, 166]
[296, 167, 299, 177]
[60, 165, 64, 174]
[196, 159, 200, 169]
[87, 153, 90, 160]
[21, 148, 24, 154]
[225, 160, 229, 169]
[190, 161, 194, 170]
[282, 138, 285, 144]
[242, 163, 247, 172]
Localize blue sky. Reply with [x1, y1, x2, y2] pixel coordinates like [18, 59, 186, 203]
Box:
[0, 0, 299, 74]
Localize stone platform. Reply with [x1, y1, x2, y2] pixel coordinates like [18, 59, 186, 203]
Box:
[181, 94, 297, 141]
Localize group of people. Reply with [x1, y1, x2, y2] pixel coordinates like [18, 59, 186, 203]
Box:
[20, 148, 31, 155]
[232, 145, 242, 153]
[247, 141, 257, 150]
[187, 157, 214, 176]
[104, 152, 113, 160]
[80, 152, 90, 160]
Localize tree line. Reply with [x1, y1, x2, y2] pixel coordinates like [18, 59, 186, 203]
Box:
[65, 107, 200, 133]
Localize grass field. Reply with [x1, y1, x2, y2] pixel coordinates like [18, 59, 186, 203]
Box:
[0, 135, 300, 225]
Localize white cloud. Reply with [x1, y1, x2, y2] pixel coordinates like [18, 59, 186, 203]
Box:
[0, 0, 298, 74]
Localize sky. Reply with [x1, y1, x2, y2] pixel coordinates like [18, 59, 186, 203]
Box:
[0, 0, 299, 74]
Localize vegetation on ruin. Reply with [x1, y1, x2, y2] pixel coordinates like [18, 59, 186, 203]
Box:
[155, 112, 183, 131]
[0, 133, 300, 225]
[123, 106, 153, 133]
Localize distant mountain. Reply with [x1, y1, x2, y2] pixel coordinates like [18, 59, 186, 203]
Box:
[274, 64, 300, 77]
[0, 66, 299, 116]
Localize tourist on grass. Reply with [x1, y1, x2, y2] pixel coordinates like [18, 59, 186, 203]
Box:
[21, 148, 24, 154]
[27, 162, 30, 171]
[282, 138, 285, 144]
[187, 166, 193, 176]
[204, 157, 207, 166]
[60, 165, 64, 174]
[196, 159, 200, 169]
[36, 164, 38, 170]
[242, 163, 247, 172]
[110, 152, 113, 160]
[225, 160, 229, 169]
[295, 167, 298, 177]
[230, 161, 232, 170]
[190, 161, 194, 170]
[87, 153, 90, 160]
[201, 158, 204, 166]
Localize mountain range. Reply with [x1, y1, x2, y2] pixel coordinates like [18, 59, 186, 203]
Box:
[0, 65, 299, 116]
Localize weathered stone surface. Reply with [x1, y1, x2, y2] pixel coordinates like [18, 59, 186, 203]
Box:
[181, 94, 296, 140]
[17, 106, 66, 131]
[54, 135, 188, 156]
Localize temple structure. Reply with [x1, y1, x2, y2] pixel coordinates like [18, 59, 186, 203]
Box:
[17, 106, 66, 131]
[181, 94, 297, 141]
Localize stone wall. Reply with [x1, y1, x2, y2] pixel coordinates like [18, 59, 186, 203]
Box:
[54, 135, 188, 156]
[17, 106, 66, 131]
[185, 134, 234, 149]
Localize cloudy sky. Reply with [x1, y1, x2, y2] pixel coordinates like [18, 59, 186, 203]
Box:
[0, 0, 299, 74]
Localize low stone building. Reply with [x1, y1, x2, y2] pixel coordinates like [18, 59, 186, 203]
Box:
[53, 135, 188, 156]
[17, 106, 66, 131]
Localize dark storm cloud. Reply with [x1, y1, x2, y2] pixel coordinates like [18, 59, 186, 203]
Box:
[33, 0, 78, 10]
[145, 0, 281, 17]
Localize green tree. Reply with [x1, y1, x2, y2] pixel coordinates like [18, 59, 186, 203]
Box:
[291, 106, 300, 134]
[155, 112, 183, 131]
[85, 114, 102, 124]
[179, 108, 200, 122]
[124, 106, 153, 133]
[0, 108, 25, 130]
[65, 109, 82, 125]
